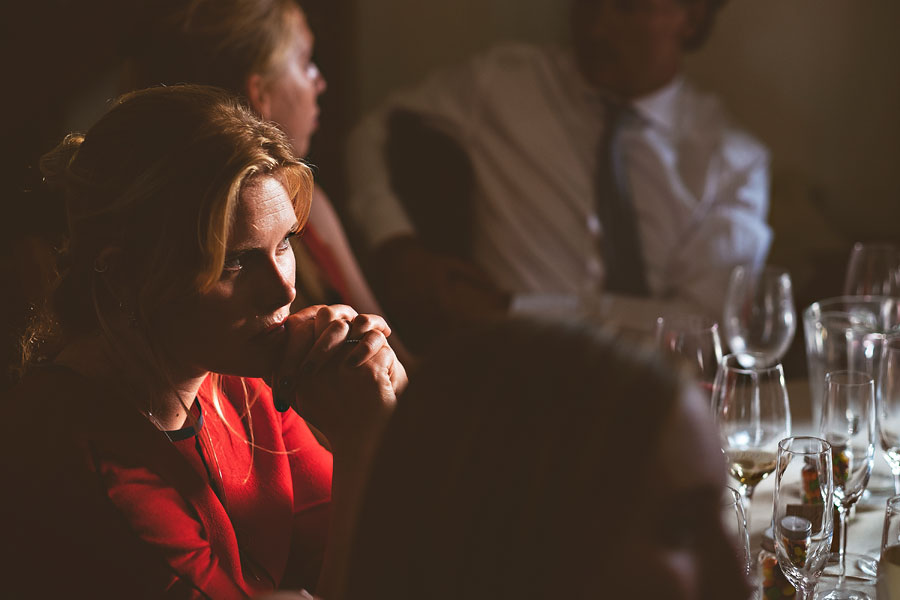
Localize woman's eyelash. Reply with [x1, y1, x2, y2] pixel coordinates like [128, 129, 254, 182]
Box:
[223, 228, 303, 275]
[222, 254, 244, 272]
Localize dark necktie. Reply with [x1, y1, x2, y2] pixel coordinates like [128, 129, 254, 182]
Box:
[595, 100, 650, 296]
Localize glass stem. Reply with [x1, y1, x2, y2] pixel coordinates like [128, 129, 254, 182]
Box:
[796, 584, 813, 600]
[740, 483, 755, 529]
[893, 468, 900, 495]
[837, 503, 849, 582]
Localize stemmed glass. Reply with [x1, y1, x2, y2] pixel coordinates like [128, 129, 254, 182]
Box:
[880, 335, 900, 495]
[844, 242, 900, 297]
[819, 371, 877, 600]
[723, 265, 797, 368]
[656, 314, 723, 396]
[712, 354, 791, 523]
[722, 486, 752, 577]
[773, 437, 835, 600]
[879, 495, 900, 599]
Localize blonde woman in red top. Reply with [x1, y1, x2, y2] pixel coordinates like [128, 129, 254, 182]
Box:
[2, 85, 405, 599]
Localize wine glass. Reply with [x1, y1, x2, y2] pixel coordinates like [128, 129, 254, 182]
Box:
[723, 265, 797, 368]
[879, 495, 900, 599]
[819, 371, 877, 600]
[655, 314, 723, 396]
[773, 436, 834, 600]
[712, 354, 791, 523]
[844, 242, 900, 297]
[722, 486, 752, 577]
[880, 335, 900, 495]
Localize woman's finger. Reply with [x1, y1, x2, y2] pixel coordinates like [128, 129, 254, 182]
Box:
[314, 304, 358, 338]
[343, 329, 388, 368]
[271, 309, 324, 411]
[300, 317, 352, 375]
[346, 313, 392, 341]
[388, 354, 409, 396]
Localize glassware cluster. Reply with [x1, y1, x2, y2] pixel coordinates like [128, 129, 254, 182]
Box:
[654, 248, 900, 598]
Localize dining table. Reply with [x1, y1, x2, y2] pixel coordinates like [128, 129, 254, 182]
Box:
[746, 377, 890, 597]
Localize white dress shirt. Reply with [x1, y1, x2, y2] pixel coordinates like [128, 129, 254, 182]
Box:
[346, 43, 771, 332]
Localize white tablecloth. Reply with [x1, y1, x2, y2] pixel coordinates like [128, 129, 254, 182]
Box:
[746, 378, 890, 596]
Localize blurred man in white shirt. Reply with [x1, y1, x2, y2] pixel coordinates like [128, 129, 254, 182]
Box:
[347, 0, 770, 350]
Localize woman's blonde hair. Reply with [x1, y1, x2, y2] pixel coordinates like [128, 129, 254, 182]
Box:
[29, 84, 311, 363]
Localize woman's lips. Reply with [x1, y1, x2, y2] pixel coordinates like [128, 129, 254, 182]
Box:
[254, 318, 287, 341]
[265, 322, 285, 334]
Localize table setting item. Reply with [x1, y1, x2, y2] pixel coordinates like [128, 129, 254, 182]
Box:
[655, 314, 723, 395]
[774, 436, 835, 600]
[723, 265, 797, 368]
[723, 485, 753, 577]
[815, 554, 878, 599]
[878, 495, 900, 599]
[803, 296, 900, 428]
[844, 242, 900, 298]
[712, 354, 791, 525]
[879, 335, 900, 496]
[817, 371, 876, 600]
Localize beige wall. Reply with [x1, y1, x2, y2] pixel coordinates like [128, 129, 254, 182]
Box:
[684, 0, 900, 239]
[354, 0, 900, 241]
[355, 0, 567, 111]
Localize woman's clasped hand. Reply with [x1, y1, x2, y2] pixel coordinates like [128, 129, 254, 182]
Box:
[272, 304, 407, 451]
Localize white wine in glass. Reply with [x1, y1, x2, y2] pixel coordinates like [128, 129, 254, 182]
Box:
[712, 355, 791, 521]
[880, 335, 900, 495]
[879, 495, 900, 600]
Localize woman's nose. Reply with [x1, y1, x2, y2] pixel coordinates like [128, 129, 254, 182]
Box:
[260, 254, 296, 311]
[314, 63, 327, 95]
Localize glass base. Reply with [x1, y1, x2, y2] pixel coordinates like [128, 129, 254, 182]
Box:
[856, 548, 879, 578]
[816, 589, 872, 600]
[814, 553, 877, 600]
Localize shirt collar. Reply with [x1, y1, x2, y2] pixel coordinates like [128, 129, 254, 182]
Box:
[566, 44, 684, 133]
[631, 76, 683, 133]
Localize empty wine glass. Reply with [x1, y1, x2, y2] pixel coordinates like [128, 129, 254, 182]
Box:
[880, 335, 900, 495]
[723, 265, 797, 368]
[656, 314, 723, 396]
[712, 355, 791, 524]
[819, 371, 876, 600]
[722, 486, 752, 577]
[773, 437, 835, 600]
[844, 242, 900, 298]
[879, 495, 900, 600]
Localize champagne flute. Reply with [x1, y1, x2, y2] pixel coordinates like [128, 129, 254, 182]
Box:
[844, 242, 900, 297]
[773, 437, 834, 600]
[879, 495, 900, 600]
[880, 335, 900, 495]
[712, 354, 791, 523]
[655, 314, 723, 396]
[723, 265, 797, 368]
[722, 486, 752, 577]
[820, 371, 877, 600]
